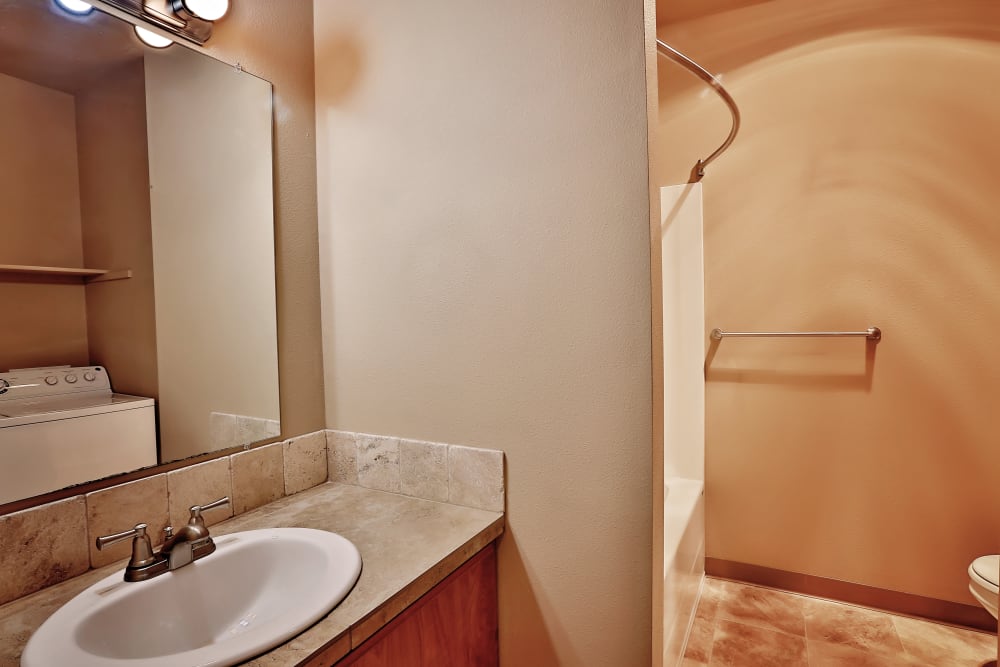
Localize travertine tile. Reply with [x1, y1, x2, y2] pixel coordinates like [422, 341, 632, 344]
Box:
[167, 458, 233, 529]
[283, 431, 328, 495]
[684, 579, 996, 667]
[0, 496, 89, 606]
[719, 581, 807, 637]
[237, 414, 276, 447]
[683, 608, 715, 664]
[209, 411, 239, 449]
[86, 475, 169, 568]
[327, 431, 358, 484]
[892, 614, 996, 665]
[697, 577, 727, 621]
[804, 597, 904, 655]
[230, 443, 284, 514]
[448, 445, 504, 511]
[357, 434, 400, 493]
[807, 639, 923, 666]
[709, 619, 808, 666]
[399, 439, 448, 502]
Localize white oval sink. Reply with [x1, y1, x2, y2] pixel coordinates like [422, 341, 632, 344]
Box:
[22, 528, 362, 667]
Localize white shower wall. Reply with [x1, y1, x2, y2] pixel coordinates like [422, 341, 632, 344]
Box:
[660, 183, 706, 666]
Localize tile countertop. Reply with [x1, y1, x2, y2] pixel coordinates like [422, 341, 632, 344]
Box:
[0, 483, 505, 667]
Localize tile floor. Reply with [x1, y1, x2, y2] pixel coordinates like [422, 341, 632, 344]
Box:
[684, 577, 997, 666]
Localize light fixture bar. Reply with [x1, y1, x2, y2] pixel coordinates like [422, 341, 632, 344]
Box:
[99, 0, 214, 45]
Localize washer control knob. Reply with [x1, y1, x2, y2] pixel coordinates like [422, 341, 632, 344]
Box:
[45, 376, 58, 386]
[84, 371, 96, 382]
[65, 374, 78, 384]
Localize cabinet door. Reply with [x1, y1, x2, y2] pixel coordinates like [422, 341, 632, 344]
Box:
[336, 542, 498, 667]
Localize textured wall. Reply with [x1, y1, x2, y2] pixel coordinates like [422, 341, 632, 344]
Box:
[313, 1, 653, 664]
[201, 0, 326, 440]
[658, 0, 1000, 605]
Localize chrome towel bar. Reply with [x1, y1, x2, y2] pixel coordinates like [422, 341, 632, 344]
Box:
[710, 327, 882, 342]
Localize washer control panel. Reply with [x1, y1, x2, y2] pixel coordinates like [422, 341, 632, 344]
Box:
[0, 366, 112, 401]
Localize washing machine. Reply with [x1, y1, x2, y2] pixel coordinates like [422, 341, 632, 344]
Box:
[0, 366, 156, 505]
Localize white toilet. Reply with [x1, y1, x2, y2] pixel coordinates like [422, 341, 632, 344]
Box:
[968, 555, 999, 619]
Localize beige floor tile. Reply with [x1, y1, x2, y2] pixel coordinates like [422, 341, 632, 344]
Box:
[684, 611, 716, 663]
[697, 577, 727, 621]
[683, 579, 996, 667]
[709, 619, 808, 667]
[893, 615, 997, 666]
[804, 597, 904, 655]
[807, 639, 925, 666]
[718, 581, 808, 637]
[683, 658, 709, 667]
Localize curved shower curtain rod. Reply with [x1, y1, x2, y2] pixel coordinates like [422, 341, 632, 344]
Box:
[656, 38, 741, 182]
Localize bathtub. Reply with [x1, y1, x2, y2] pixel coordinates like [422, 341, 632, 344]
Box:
[662, 477, 705, 666]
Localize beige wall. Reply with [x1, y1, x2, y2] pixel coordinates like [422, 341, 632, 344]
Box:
[658, 0, 1000, 605]
[144, 46, 278, 461]
[0, 72, 89, 370]
[77, 58, 159, 399]
[200, 0, 326, 440]
[314, 2, 652, 665]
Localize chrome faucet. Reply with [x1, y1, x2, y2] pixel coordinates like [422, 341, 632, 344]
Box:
[95, 496, 230, 582]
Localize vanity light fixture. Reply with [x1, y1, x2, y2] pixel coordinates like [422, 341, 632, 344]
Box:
[53, 0, 94, 15]
[98, 0, 232, 46]
[171, 0, 229, 22]
[134, 25, 174, 49]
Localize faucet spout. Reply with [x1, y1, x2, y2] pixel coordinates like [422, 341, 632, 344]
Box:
[99, 496, 229, 582]
[167, 540, 195, 569]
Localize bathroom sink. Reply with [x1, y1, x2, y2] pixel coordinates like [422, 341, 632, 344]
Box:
[22, 528, 362, 667]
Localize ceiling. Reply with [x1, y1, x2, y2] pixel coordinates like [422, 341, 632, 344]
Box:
[0, 0, 142, 93]
[656, 0, 774, 27]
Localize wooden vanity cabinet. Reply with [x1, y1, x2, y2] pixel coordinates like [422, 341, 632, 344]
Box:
[308, 541, 498, 667]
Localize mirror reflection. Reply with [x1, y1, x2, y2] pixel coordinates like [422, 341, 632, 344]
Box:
[0, 0, 279, 505]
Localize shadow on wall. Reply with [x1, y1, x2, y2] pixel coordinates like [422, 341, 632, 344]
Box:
[704, 337, 878, 392]
[658, 0, 1000, 607]
[497, 532, 565, 665]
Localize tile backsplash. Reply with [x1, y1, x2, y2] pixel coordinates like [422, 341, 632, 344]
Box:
[0, 429, 505, 607]
[329, 431, 505, 512]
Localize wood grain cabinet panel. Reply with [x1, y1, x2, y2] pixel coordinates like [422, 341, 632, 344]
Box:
[307, 542, 498, 667]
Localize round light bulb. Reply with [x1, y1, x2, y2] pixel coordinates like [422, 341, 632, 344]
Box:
[54, 0, 94, 15]
[177, 0, 229, 21]
[134, 25, 174, 49]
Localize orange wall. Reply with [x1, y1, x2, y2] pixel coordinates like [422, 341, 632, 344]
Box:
[658, 0, 1000, 605]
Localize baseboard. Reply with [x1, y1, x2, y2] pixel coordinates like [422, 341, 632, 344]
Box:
[706, 557, 997, 633]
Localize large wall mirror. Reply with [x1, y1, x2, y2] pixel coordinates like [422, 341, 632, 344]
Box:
[0, 0, 279, 505]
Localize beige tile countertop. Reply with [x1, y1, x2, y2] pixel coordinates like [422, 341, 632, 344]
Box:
[0, 482, 505, 667]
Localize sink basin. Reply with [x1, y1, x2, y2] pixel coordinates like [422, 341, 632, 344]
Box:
[22, 527, 362, 667]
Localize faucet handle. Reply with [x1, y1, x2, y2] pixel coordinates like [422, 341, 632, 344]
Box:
[95, 523, 157, 568]
[188, 496, 230, 526]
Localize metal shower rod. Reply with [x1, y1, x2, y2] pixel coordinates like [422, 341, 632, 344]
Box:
[656, 38, 741, 182]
